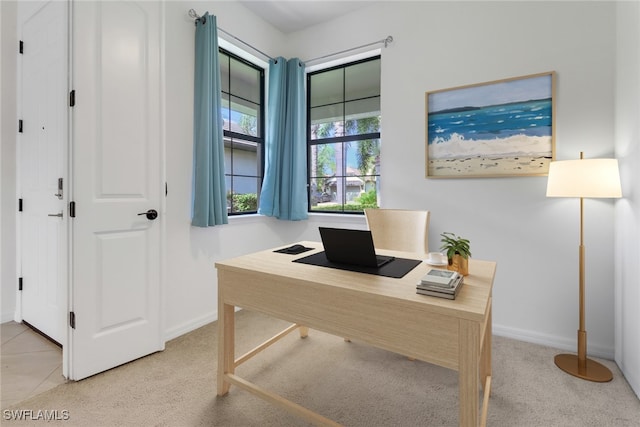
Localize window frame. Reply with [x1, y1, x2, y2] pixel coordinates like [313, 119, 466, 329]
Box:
[219, 47, 266, 216]
[306, 55, 381, 215]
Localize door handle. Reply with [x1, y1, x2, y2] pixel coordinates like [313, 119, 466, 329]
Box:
[48, 212, 63, 218]
[137, 209, 158, 220]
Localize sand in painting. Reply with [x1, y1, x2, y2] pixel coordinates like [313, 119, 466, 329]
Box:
[428, 155, 552, 177]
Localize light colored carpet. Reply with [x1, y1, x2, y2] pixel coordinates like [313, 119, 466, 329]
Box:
[4, 310, 640, 426]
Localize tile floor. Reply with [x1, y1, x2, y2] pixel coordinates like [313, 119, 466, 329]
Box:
[1, 322, 66, 409]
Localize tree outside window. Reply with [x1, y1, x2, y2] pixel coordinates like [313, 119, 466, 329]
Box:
[307, 56, 381, 213]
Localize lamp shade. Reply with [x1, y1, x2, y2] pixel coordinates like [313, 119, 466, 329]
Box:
[546, 158, 622, 198]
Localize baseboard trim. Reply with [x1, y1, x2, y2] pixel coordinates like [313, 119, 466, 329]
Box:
[163, 311, 217, 342]
[162, 315, 616, 360]
[1, 311, 16, 324]
[615, 355, 640, 399]
[493, 324, 614, 360]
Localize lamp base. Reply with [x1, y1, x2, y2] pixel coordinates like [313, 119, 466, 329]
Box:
[554, 354, 613, 382]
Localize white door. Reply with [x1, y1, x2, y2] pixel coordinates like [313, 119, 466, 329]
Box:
[18, 0, 68, 345]
[69, 0, 164, 380]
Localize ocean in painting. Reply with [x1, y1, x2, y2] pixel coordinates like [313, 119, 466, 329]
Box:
[427, 98, 553, 160]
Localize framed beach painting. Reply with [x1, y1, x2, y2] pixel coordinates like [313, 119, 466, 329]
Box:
[425, 72, 555, 178]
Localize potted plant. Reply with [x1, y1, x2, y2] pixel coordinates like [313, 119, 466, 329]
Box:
[440, 232, 471, 276]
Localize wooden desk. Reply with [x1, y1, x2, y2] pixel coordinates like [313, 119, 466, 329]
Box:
[216, 242, 496, 427]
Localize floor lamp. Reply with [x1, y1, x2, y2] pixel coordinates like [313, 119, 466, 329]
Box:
[546, 152, 622, 382]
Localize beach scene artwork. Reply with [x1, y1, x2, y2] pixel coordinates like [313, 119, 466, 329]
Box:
[426, 72, 555, 178]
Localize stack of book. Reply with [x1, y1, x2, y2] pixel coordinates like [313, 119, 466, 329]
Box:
[416, 268, 464, 300]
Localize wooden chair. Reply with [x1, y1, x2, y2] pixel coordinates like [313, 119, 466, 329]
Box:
[364, 208, 430, 255]
[351, 209, 430, 360]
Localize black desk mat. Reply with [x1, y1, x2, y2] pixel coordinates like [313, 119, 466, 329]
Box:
[292, 251, 422, 279]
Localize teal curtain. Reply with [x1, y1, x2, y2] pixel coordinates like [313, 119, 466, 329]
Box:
[258, 57, 308, 221]
[192, 13, 228, 227]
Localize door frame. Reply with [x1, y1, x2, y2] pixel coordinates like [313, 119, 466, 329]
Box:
[63, 0, 73, 379]
[15, 0, 70, 376]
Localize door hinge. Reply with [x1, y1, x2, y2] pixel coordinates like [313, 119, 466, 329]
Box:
[69, 90, 76, 107]
[18, 198, 23, 212]
[69, 311, 76, 329]
[19, 40, 23, 54]
[18, 277, 23, 291]
[18, 119, 23, 133]
[69, 201, 76, 218]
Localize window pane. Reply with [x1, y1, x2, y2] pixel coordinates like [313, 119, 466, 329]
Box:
[345, 139, 380, 176]
[310, 104, 343, 126]
[309, 178, 337, 207]
[219, 52, 230, 93]
[310, 142, 345, 178]
[228, 176, 259, 213]
[221, 93, 231, 131]
[310, 68, 343, 107]
[223, 98, 261, 137]
[309, 175, 379, 212]
[310, 104, 344, 140]
[230, 139, 261, 176]
[230, 95, 259, 137]
[345, 98, 380, 136]
[345, 59, 380, 101]
[230, 57, 261, 104]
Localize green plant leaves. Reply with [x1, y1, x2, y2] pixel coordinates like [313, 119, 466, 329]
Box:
[439, 232, 471, 259]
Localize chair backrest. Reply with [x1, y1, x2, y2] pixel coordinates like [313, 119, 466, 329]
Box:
[364, 209, 430, 255]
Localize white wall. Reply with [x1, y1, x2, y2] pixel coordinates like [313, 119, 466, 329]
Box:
[0, 1, 18, 323]
[1, 1, 633, 371]
[164, 1, 624, 357]
[286, 1, 618, 357]
[615, 0, 640, 397]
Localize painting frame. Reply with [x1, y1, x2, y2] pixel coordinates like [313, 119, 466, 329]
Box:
[425, 71, 556, 178]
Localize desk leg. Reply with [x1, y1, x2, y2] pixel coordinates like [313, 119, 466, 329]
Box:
[459, 319, 480, 427]
[217, 301, 235, 396]
[480, 303, 492, 393]
[299, 326, 309, 338]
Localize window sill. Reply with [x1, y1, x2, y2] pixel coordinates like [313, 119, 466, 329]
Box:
[227, 213, 265, 225]
[226, 212, 366, 225]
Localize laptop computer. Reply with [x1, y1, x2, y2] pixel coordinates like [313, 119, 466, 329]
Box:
[319, 227, 395, 268]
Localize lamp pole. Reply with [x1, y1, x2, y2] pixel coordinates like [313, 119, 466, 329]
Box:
[554, 152, 613, 382]
[578, 156, 587, 371]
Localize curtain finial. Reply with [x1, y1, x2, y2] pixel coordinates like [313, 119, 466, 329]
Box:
[188, 9, 200, 19]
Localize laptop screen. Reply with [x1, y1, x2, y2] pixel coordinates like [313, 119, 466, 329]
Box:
[319, 227, 394, 268]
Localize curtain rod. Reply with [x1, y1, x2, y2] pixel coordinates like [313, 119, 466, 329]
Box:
[303, 36, 393, 64]
[188, 9, 274, 61]
[188, 9, 393, 66]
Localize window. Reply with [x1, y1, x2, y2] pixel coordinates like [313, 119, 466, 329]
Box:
[219, 48, 265, 214]
[307, 56, 381, 213]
